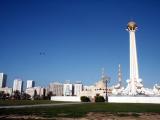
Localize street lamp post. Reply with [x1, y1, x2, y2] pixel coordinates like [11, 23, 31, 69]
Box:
[102, 73, 110, 102]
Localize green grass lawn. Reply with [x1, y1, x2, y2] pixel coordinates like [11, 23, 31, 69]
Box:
[0, 100, 65, 106]
[0, 103, 160, 118]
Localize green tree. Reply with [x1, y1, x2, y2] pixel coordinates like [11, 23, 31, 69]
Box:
[13, 90, 21, 100]
[0, 91, 6, 100]
[80, 96, 90, 102]
[46, 91, 53, 100]
[21, 92, 31, 100]
[95, 95, 105, 102]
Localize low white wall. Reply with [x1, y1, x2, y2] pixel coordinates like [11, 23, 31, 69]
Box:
[108, 96, 160, 104]
[51, 96, 160, 104]
[51, 96, 81, 102]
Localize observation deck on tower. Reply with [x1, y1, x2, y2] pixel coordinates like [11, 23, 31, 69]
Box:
[127, 21, 137, 31]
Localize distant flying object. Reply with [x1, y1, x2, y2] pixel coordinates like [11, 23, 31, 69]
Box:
[40, 52, 45, 55]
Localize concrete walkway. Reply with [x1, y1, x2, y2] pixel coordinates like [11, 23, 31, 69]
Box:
[0, 102, 83, 109]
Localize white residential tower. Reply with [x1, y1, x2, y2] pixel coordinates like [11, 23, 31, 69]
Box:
[13, 79, 23, 93]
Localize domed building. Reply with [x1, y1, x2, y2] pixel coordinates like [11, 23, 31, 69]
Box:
[80, 69, 111, 101]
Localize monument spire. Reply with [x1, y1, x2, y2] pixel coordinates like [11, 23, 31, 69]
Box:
[126, 21, 143, 95]
[118, 64, 122, 87]
[101, 68, 105, 79]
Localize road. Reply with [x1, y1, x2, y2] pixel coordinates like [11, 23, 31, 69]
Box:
[0, 102, 84, 109]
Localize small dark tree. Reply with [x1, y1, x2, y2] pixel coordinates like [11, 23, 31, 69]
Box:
[80, 96, 90, 102]
[95, 95, 105, 102]
[0, 91, 7, 100]
[21, 93, 31, 100]
[34, 95, 41, 100]
[13, 90, 21, 100]
[46, 91, 53, 100]
[33, 90, 38, 100]
[5, 93, 10, 99]
[0, 91, 2, 99]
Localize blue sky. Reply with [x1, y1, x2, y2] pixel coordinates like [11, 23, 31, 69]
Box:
[0, 0, 160, 88]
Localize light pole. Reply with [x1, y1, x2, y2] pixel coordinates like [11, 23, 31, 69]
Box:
[101, 69, 110, 102]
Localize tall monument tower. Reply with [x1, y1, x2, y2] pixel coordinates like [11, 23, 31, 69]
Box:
[118, 64, 122, 87]
[126, 21, 143, 95]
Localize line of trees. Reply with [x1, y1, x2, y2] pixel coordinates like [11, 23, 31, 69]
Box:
[80, 94, 105, 102]
[0, 90, 53, 100]
[0, 91, 31, 100]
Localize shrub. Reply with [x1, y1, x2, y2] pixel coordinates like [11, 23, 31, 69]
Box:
[80, 96, 90, 102]
[95, 95, 105, 102]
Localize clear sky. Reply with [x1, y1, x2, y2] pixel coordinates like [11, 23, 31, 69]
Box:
[0, 0, 160, 88]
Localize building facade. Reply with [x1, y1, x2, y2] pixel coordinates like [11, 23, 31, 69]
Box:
[0, 73, 7, 88]
[0, 87, 12, 95]
[63, 83, 73, 96]
[26, 86, 45, 98]
[26, 80, 35, 88]
[34, 86, 45, 97]
[13, 79, 23, 93]
[74, 82, 83, 96]
[48, 82, 63, 96]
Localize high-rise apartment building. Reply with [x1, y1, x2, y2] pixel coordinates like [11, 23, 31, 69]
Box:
[13, 79, 23, 93]
[26, 86, 46, 98]
[63, 83, 73, 96]
[0, 73, 7, 88]
[74, 82, 83, 96]
[48, 82, 63, 96]
[26, 80, 35, 88]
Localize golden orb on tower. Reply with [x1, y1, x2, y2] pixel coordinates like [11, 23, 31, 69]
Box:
[127, 21, 137, 30]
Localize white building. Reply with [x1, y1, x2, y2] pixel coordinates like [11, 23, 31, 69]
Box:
[80, 69, 111, 100]
[0, 73, 7, 88]
[83, 85, 95, 91]
[80, 80, 107, 99]
[63, 83, 73, 96]
[48, 82, 63, 96]
[13, 79, 23, 93]
[34, 86, 45, 96]
[26, 80, 35, 88]
[0, 87, 12, 95]
[25, 87, 35, 97]
[26, 86, 45, 98]
[74, 82, 83, 96]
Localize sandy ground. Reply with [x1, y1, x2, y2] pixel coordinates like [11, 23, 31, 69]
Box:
[0, 112, 160, 120]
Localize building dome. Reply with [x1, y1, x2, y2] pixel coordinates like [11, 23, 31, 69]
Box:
[127, 21, 137, 30]
[95, 80, 106, 89]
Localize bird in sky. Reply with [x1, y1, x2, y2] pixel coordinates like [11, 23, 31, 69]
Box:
[40, 52, 45, 55]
